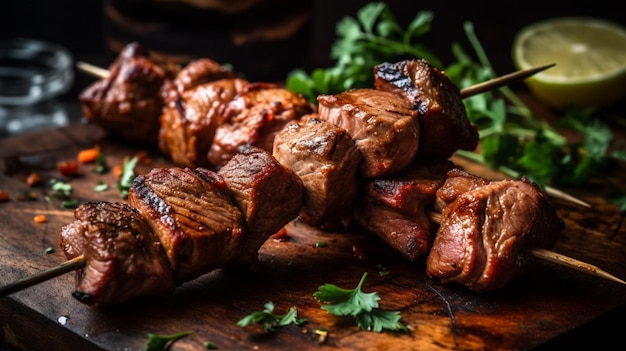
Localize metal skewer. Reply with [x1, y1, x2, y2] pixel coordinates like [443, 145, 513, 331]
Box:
[426, 211, 625, 285]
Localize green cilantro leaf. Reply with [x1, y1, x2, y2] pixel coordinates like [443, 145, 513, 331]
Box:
[237, 301, 307, 333]
[314, 272, 408, 332]
[314, 272, 379, 315]
[93, 153, 110, 174]
[144, 331, 193, 351]
[117, 156, 138, 199]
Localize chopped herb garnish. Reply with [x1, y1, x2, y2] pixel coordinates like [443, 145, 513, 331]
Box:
[93, 153, 110, 174]
[237, 301, 307, 333]
[315, 241, 327, 248]
[314, 272, 408, 332]
[61, 199, 80, 209]
[50, 180, 72, 199]
[145, 331, 193, 351]
[117, 156, 138, 199]
[204, 341, 219, 349]
[43, 247, 54, 254]
[93, 181, 109, 193]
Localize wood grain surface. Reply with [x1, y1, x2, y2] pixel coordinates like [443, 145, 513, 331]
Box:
[1, 122, 625, 351]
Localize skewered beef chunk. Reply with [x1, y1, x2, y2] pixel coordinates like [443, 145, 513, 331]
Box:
[128, 167, 245, 283]
[218, 146, 303, 256]
[317, 88, 419, 178]
[172, 58, 239, 92]
[426, 175, 565, 292]
[354, 158, 454, 261]
[433, 168, 491, 212]
[374, 59, 479, 158]
[208, 82, 314, 168]
[79, 42, 169, 145]
[59, 201, 175, 307]
[273, 116, 363, 230]
[159, 78, 249, 168]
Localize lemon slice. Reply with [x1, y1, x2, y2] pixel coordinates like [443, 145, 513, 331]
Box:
[512, 17, 626, 108]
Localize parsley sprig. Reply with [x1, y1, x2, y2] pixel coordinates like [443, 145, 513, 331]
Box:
[314, 272, 408, 332]
[286, 2, 440, 103]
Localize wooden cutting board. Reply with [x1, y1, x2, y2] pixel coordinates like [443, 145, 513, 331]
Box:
[1, 122, 625, 351]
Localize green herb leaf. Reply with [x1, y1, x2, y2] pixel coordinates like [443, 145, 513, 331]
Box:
[50, 180, 72, 199]
[314, 272, 379, 316]
[286, 2, 439, 103]
[314, 272, 408, 332]
[117, 156, 138, 199]
[204, 341, 219, 349]
[237, 301, 307, 333]
[145, 331, 193, 351]
[93, 153, 110, 174]
[93, 181, 109, 193]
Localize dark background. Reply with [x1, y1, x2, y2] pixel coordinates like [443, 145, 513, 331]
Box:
[2, 0, 625, 98]
[1, 1, 625, 350]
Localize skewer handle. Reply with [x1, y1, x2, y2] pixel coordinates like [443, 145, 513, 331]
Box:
[76, 61, 110, 79]
[0, 255, 85, 298]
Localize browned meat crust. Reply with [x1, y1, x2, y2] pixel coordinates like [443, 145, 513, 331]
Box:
[426, 174, 564, 291]
[273, 116, 363, 230]
[374, 59, 479, 158]
[59, 201, 176, 307]
[128, 167, 245, 283]
[317, 88, 419, 178]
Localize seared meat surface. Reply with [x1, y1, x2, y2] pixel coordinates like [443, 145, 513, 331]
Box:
[159, 77, 249, 168]
[208, 83, 314, 168]
[426, 173, 564, 292]
[128, 167, 245, 283]
[273, 116, 363, 230]
[79, 42, 169, 145]
[172, 58, 239, 92]
[59, 202, 175, 307]
[374, 59, 479, 158]
[354, 158, 454, 261]
[218, 145, 303, 262]
[317, 88, 419, 178]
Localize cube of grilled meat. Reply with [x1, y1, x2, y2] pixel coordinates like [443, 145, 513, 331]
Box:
[159, 77, 249, 168]
[59, 201, 176, 307]
[317, 88, 419, 178]
[172, 58, 239, 92]
[426, 173, 565, 292]
[208, 82, 314, 168]
[374, 59, 479, 158]
[353, 158, 454, 261]
[128, 167, 245, 283]
[433, 168, 491, 213]
[79, 42, 169, 145]
[218, 145, 303, 258]
[273, 116, 363, 230]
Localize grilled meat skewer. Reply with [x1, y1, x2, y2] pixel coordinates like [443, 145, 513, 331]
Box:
[58, 147, 303, 307]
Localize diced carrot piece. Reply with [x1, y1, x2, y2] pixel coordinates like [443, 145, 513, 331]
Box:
[26, 172, 42, 187]
[78, 147, 100, 164]
[57, 160, 80, 176]
[34, 215, 47, 223]
[112, 165, 123, 179]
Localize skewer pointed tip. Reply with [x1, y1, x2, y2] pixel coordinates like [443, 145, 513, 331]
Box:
[530, 248, 626, 285]
[460, 63, 556, 98]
